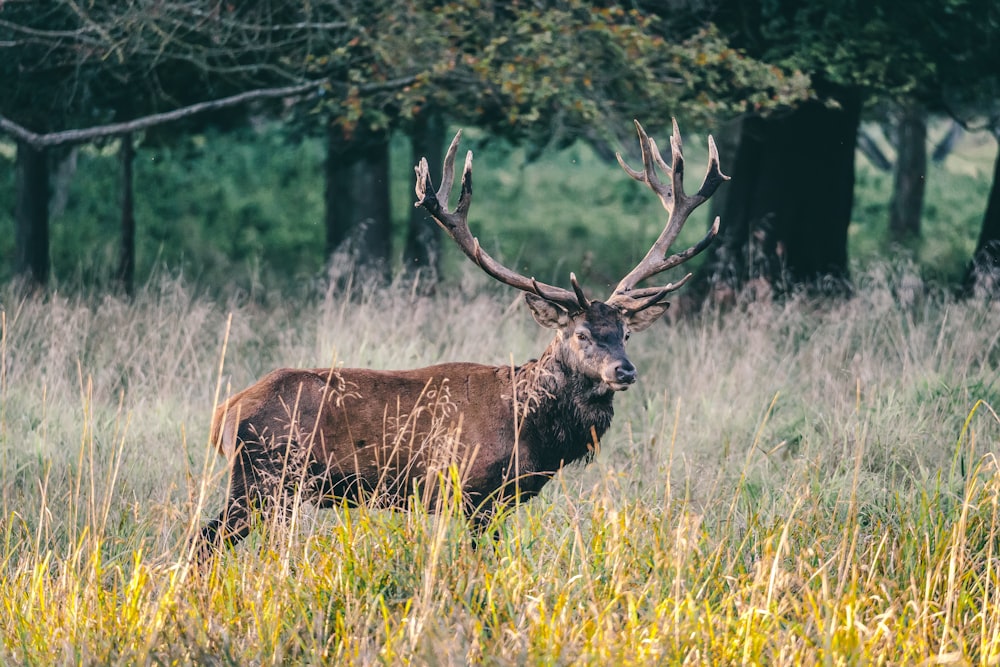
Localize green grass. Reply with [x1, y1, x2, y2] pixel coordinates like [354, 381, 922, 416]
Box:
[850, 122, 997, 282]
[1, 272, 999, 663]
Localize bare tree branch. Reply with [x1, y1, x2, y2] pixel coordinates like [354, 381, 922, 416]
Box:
[0, 79, 326, 148]
[0, 19, 102, 41]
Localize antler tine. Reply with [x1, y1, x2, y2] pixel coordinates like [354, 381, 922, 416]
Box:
[615, 120, 673, 213]
[649, 136, 671, 173]
[570, 272, 590, 308]
[698, 134, 729, 200]
[608, 119, 729, 312]
[415, 131, 586, 312]
[611, 272, 697, 313]
[436, 129, 464, 207]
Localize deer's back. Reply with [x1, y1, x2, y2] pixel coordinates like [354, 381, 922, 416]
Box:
[211, 362, 516, 465]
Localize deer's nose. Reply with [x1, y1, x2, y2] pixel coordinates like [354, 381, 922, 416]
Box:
[615, 360, 636, 385]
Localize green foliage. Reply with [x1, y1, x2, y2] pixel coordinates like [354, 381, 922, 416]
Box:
[309, 1, 809, 143]
[713, 0, 1000, 111]
[714, 1, 913, 93]
[0, 120, 995, 288]
[126, 129, 327, 285]
[0, 0, 811, 144]
[0, 127, 326, 288]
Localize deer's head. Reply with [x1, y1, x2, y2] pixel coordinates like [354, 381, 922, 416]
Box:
[523, 296, 668, 392]
[415, 119, 728, 392]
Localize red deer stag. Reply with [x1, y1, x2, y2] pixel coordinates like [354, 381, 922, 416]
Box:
[197, 119, 727, 557]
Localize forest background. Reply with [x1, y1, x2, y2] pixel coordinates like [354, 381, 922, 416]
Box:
[1, 0, 998, 299]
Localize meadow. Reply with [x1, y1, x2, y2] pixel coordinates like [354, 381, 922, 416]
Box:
[1, 266, 999, 664]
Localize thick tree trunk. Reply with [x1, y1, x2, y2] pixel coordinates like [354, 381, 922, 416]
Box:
[888, 104, 926, 243]
[963, 135, 1000, 296]
[117, 133, 136, 295]
[698, 92, 861, 297]
[14, 141, 50, 286]
[403, 113, 445, 280]
[353, 140, 391, 267]
[324, 126, 392, 278]
[325, 125, 353, 255]
[766, 95, 860, 286]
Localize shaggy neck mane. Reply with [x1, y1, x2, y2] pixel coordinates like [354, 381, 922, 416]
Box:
[512, 339, 616, 472]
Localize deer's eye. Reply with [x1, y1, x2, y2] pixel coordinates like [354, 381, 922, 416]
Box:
[624, 332, 631, 342]
[575, 331, 588, 342]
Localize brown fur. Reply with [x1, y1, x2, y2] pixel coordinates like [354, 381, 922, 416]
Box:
[196, 299, 660, 556]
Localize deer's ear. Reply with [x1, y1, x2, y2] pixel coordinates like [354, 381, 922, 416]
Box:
[525, 294, 573, 329]
[625, 302, 670, 332]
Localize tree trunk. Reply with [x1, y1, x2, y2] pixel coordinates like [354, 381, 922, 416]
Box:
[117, 133, 136, 295]
[963, 134, 1000, 296]
[698, 91, 861, 297]
[404, 113, 445, 280]
[325, 126, 392, 278]
[325, 125, 353, 256]
[14, 141, 50, 286]
[888, 104, 926, 243]
[352, 139, 391, 268]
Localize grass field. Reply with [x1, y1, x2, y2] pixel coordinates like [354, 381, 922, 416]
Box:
[1, 270, 999, 664]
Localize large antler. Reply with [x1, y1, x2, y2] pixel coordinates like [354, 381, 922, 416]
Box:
[415, 130, 589, 312]
[606, 119, 728, 313]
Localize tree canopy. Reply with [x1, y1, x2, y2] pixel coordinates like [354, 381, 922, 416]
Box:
[2, 0, 998, 294]
[2, 0, 810, 286]
[2, 1, 809, 141]
[682, 0, 1000, 294]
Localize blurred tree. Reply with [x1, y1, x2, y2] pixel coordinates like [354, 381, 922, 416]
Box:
[404, 112, 447, 281]
[324, 125, 392, 277]
[0, 0, 337, 287]
[887, 103, 927, 244]
[13, 142, 50, 286]
[694, 0, 1000, 297]
[2, 0, 807, 287]
[705, 90, 861, 293]
[967, 136, 1000, 294]
[306, 0, 808, 276]
[0, 1, 82, 286]
[118, 134, 135, 295]
[694, 2, 899, 292]
[934, 0, 1000, 296]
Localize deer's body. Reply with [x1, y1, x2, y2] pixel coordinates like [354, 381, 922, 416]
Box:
[197, 120, 726, 557]
[200, 303, 625, 551]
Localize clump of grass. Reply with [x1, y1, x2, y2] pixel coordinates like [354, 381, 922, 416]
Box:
[1, 270, 999, 664]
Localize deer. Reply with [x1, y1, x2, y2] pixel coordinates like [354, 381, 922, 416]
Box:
[195, 119, 727, 558]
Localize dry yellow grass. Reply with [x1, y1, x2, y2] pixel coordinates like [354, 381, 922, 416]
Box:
[1, 270, 999, 664]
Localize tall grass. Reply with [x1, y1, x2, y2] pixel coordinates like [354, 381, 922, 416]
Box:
[1, 270, 999, 664]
